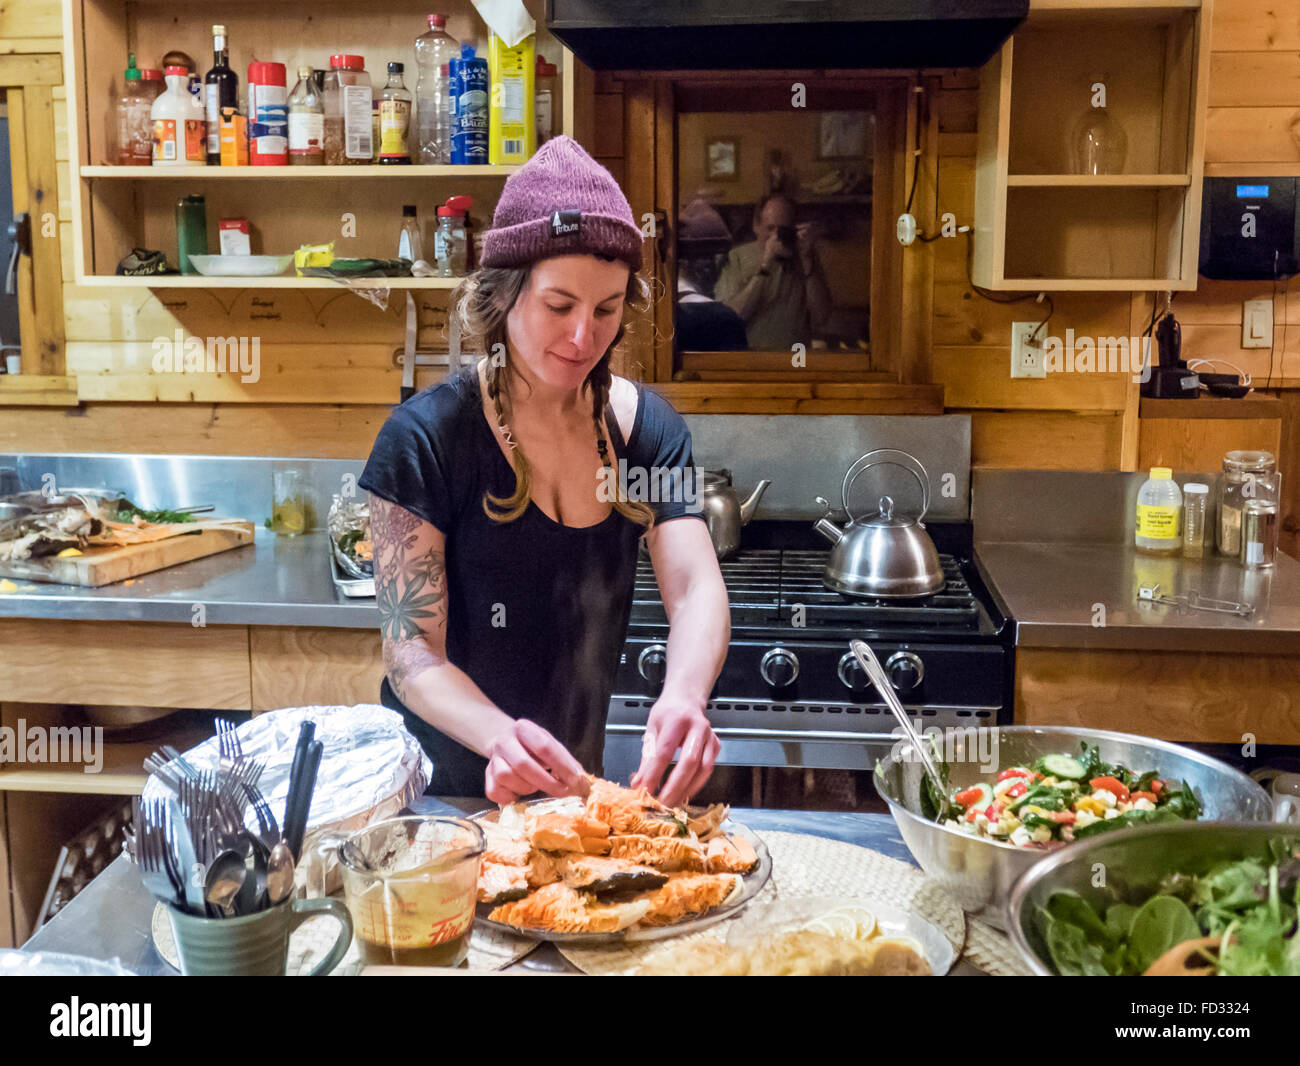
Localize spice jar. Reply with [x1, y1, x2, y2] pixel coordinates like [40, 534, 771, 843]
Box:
[1242, 498, 1279, 569]
[322, 54, 372, 165]
[1217, 450, 1277, 557]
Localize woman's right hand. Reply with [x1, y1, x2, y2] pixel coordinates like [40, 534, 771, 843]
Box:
[485, 719, 588, 805]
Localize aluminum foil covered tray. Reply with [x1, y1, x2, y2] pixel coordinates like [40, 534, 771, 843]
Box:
[142, 704, 432, 893]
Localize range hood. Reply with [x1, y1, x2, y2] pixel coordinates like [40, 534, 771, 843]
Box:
[547, 0, 1029, 72]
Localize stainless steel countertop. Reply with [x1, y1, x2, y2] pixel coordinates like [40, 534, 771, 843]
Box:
[975, 541, 1300, 653]
[21, 802, 987, 976]
[0, 530, 378, 628]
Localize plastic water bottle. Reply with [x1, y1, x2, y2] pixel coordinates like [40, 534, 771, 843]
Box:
[415, 13, 458, 164]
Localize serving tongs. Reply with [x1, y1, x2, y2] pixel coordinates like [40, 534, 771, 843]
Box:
[850, 639, 947, 801]
[1137, 583, 1254, 618]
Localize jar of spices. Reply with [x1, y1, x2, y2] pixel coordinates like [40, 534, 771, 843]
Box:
[1217, 450, 1277, 557]
[322, 54, 372, 165]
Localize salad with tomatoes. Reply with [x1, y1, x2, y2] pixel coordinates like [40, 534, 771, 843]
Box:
[935, 743, 1202, 848]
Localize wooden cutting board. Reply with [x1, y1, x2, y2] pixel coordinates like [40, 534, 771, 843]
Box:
[0, 519, 255, 587]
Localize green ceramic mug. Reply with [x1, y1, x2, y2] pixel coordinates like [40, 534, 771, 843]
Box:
[167, 896, 352, 976]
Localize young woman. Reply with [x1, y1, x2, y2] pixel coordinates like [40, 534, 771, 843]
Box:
[360, 137, 730, 807]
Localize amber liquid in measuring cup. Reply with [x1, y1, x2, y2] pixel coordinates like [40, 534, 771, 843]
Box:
[339, 816, 485, 969]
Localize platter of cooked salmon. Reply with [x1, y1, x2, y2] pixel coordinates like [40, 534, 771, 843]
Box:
[472, 778, 772, 942]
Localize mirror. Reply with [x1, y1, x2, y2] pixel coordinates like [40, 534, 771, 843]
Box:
[675, 108, 875, 355]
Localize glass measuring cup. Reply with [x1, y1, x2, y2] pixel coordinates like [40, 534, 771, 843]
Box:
[337, 816, 485, 967]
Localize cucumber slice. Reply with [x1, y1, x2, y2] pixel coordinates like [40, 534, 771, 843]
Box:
[1040, 753, 1087, 780]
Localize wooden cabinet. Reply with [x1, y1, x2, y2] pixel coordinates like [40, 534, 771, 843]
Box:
[61, 0, 575, 290]
[974, 1, 1213, 291]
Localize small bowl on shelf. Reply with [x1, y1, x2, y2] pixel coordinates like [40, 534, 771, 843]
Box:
[187, 254, 294, 277]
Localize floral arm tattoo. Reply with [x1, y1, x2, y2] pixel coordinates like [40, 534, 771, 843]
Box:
[371, 495, 448, 699]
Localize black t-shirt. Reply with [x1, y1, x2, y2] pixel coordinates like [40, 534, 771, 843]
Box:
[358, 365, 704, 796]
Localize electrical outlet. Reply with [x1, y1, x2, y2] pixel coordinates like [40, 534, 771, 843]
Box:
[1011, 321, 1047, 378]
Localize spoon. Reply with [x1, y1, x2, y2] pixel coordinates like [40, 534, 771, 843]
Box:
[204, 850, 245, 918]
[235, 840, 267, 915]
[266, 841, 295, 906]
[850, 639, 947, 799]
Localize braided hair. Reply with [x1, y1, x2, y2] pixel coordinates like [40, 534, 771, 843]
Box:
[454, 265, 655, 529]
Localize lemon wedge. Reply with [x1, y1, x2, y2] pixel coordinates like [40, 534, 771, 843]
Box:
[56, 548, 83, 557]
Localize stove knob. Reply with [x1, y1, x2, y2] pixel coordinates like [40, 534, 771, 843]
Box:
[637, 644, 668, 688]
[760, 647, 799, 688]
[837, 652, 870, 692]
[886, 651, 925, 692]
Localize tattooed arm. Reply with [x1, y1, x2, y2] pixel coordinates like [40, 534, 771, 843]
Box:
[370, 494, 585, 802]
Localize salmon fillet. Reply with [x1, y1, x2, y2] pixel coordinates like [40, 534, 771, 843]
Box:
[607, 834, 705, 872]
[477, 862, 530, 903]
[705, 834, 759, 874]
[636, 873, 743, 926]
[554, 854, 668, 894]
[585, 778, 680, 836]
[488, 882, 651, 934]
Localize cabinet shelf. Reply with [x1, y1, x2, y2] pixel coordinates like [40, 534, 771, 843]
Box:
[74, 275, 462, 289]
[81, 164, 519, 179]
[1005, 173, 1192, 187]
[973, 2, 1211, 291]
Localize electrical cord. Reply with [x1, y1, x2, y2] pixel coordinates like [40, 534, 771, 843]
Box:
[959, 227, 1054, 337]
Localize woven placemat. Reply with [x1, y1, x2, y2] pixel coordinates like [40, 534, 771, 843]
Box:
[151, 901, 537, 974]
[558, 830, 967, 976]
[962, 916, 1034, 976]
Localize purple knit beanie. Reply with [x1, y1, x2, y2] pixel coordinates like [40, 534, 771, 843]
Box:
[481, 135, 642, 272]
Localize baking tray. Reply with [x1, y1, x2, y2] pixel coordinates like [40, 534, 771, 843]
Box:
[470, 803, 773, 944]
[330, 548, 374, 598]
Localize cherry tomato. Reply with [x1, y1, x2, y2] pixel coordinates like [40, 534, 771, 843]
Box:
[954, 786, 986, 807]
[1005, 782, 1028, 799]
[996, 768, 1031, 782]
[965, 808, 979, 822]
[1089, 776, 1130, 801]
[1050, 810, 1076, 824]
[1150, 779, 1165, 795]
[1131, 790, 1157, 803]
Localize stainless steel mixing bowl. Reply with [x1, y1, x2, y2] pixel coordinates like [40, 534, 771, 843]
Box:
[874, 725, 1275, 930]
[1006, 821, 1300, 975]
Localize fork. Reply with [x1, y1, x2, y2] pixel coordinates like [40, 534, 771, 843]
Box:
[243, 783, 281, 850]
[160, 745, 200, 782]
[137, 799, 182, 906]
[216, 718, 244, 772]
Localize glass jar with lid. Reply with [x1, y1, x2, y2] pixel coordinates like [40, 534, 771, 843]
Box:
[1217, 450, 1278, 557]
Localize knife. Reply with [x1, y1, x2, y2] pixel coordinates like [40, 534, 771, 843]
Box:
[285, 740, 324, 863]
[166, 797, 206, 916]
[281, 721, 315, 839]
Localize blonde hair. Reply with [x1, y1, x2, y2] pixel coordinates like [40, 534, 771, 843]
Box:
[451, 265, 655, 529]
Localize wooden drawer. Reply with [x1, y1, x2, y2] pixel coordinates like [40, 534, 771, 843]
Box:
[0, 619, 251, 709]
[250, 627, 383, 711]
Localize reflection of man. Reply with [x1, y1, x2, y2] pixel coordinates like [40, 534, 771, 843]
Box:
[715, 194, 831, 351]
[675, 199, 747, 352]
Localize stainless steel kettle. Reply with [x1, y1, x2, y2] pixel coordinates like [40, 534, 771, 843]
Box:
[702, 469, 771, 559]
[812, 449, 945, 599]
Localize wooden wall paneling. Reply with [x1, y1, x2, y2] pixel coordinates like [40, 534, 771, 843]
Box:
[652, 381, 943, 415]
[1278, 390, 1300, 559]
[1209, 53, 1300, 108]
[966, 410, 1122, 469]
[1137, 408, 1282, 471]
[1016, 647, 1300, 744]
[897, 76, 940, 384]
[618, 79, 655, 383]
[931, 346, 1131, 411]
[19, 82, 65, 375]
[1205, 108, 1300, 165]
[0, 54, 61, 86]
[932, 283, 1129, 348]
[0, 619, 251, 709]
[250, 627, 383, 711]
[0, 402, 400, 457]
[7, 86, 35, 374]
[1210, 0, 1300, 52]
[1, 0, 62, 52]
[1177, 1, 1211, 287]
[870, 81, 907, 377]
[652, 79, 675, 385]
[563, 48, 594, 146]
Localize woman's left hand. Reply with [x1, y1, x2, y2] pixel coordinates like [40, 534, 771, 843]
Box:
[631, 697, 720, 808]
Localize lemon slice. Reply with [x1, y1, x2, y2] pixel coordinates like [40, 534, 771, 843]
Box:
[804, 905, 876, 941]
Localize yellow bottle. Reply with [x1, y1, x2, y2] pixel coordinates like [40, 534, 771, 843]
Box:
[487, 32, 535, 165]
[1135, 466, 1183, 555]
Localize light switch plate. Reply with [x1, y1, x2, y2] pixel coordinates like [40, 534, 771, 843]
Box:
[1011, 321, 1047, 378]
[1243, 298, 1273, 349]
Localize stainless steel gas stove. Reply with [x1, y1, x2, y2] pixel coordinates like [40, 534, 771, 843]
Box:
[604, 521, 1012, 774]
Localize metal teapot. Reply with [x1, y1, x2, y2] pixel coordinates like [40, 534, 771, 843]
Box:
[813, 449, 944, 599]
[701, 469, 771, 559]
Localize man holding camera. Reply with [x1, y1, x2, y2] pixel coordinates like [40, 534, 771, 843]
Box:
[715, 193, 831, 351]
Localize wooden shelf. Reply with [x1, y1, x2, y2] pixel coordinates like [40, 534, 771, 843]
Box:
[1005, 174, 1191, 187]
[81, 164, 519, 179]
[973, 3, 1210, 291]
[72, 274, 462, 289]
